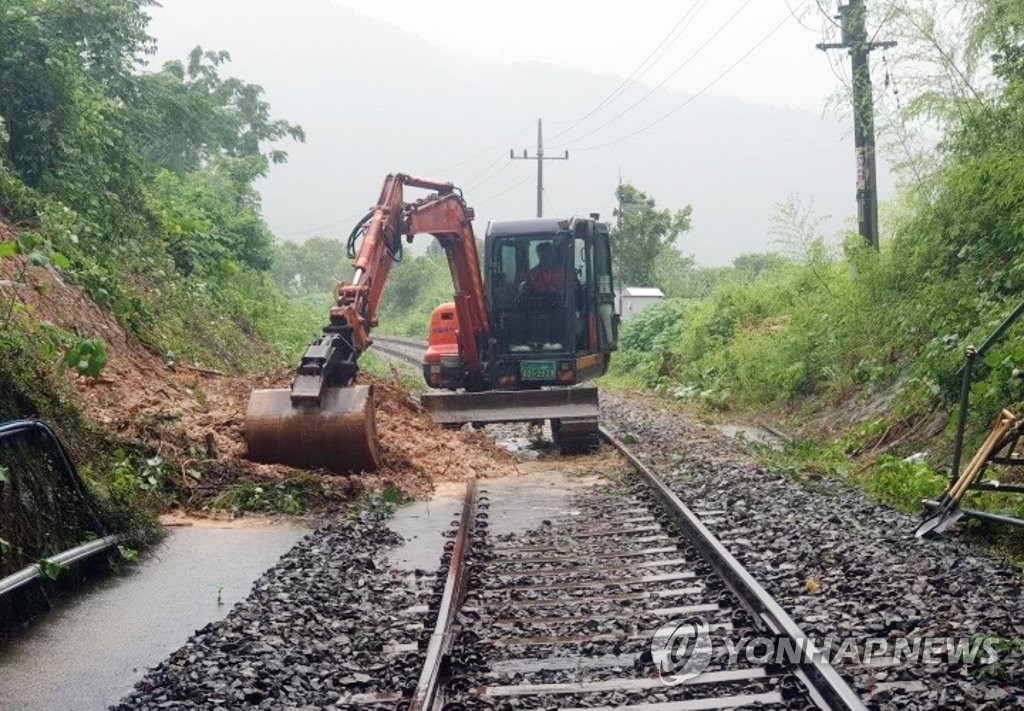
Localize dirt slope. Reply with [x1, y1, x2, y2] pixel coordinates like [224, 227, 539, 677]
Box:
[0, 230, 515, 511]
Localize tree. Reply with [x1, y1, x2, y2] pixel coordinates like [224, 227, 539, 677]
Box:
[134, 47, 306, 176]
[271, 237, 347, 295]
[611, 183, 692, 288]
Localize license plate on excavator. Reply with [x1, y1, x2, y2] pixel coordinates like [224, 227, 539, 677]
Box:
[520, 360, 556, 380]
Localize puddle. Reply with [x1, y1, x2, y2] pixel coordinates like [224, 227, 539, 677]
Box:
[386, 481, 466, 572]
[385, 467, 604, 572]
[0, 523, 307, 710]
[479, 468, 604, 538]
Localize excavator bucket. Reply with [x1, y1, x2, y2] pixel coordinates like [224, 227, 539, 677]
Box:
[244, 385, 380, 474]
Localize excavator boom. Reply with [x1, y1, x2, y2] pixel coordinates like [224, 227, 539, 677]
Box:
[244, 173, 489, 473]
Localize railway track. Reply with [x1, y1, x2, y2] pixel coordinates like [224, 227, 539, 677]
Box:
[347, 421, 866, 710]
[372, 336, 427, 370]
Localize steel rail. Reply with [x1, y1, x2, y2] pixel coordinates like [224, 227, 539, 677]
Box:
[370, 339, 424, 369]
[599, 426, 867, 711]
[408, 479, 478, 711]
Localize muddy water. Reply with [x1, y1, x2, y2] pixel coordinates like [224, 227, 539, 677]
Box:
[0, 522, 307, 710]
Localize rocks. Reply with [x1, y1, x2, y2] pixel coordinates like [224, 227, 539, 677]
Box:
[113, 511, 425, 710]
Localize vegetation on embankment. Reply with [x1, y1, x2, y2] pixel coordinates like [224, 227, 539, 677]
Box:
[0, 0, 330, 567]
[606, 0, 1024, 531]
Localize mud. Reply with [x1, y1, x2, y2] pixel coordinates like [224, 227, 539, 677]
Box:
[0, 254, 517, 511]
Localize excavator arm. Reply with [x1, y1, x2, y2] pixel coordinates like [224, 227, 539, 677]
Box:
[292, 173, 490, 403]
[246, 174, 490, 473]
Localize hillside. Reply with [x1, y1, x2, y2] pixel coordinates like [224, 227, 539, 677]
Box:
[0, 2, 515, 581]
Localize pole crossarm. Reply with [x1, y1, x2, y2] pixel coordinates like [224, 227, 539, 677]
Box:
[510, 119, 569, 217]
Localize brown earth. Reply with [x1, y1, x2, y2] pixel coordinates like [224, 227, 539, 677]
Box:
[0, 240, 516, 514]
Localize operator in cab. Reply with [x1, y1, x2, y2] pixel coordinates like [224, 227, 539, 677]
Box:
[527, 242, 566, 293]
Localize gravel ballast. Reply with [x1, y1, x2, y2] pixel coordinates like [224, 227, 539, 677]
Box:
[601, 392, 1023, 709]
[113, 510, 429, 710]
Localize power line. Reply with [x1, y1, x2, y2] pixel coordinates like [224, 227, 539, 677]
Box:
[430, 121, 534, 174]
[475, 171, 537, 206]
[464, 161, 513, 193]
[815, 0, 842, 29]
[460, 154, 507, 187]
[546, 0, 709, 144]
[275, 209, 368, 239]
[784, 0, 819, 31]
[553, 0, 757, 150]
[576, 8, 795, 152]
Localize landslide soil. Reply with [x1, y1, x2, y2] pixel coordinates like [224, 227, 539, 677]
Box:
[0, 250, 516, 513]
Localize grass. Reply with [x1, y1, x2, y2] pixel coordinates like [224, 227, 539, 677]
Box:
[210, 476, 324, 516]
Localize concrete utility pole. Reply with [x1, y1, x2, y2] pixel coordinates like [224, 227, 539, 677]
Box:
[510, 119, 568, 218]
[817, 0, 895, 250]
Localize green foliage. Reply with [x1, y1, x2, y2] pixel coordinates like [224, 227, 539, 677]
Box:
[110, 453, 170, 506]
[373, 243, 455, 338]
[272, 237, 346, 296]
[0, 0, 307, 380]
[62, 338, 107, 378]
[146, 158, 277, 274]
[864, 455, 949, 512]
[116, 544, 139, 564]
[38, 558, 65, 581]
[211, 478, 321, 516]
[611, 183, 693, 288]
[135, 47, 305, 175]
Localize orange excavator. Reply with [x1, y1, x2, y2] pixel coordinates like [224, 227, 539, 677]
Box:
[245, 173, 618, 473]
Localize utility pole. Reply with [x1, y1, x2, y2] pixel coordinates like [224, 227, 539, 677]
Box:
[510, 119, 568, 218]
[817, 0, 895, 250]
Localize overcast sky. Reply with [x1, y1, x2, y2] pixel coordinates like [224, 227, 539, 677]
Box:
[329, 0, 849, 113]
[148, 0, 886, 265]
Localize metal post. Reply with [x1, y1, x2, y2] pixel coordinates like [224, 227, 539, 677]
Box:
[536, 119, 544, 217]
[949, 300, 1024, 482]
[511, 119, 568, 218]
[817, 1, 895, 250]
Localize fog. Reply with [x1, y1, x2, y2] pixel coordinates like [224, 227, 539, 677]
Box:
[148, 0, 893, 265]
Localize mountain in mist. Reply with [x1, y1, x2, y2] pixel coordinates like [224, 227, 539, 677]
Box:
[149, 0, 881, 266]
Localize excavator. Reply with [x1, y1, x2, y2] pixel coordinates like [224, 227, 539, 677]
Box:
[245, 173, 618, 473]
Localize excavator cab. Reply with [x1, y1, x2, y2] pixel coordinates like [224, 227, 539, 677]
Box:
[483, 216, 617, 387]
[421, 216, 617, 453]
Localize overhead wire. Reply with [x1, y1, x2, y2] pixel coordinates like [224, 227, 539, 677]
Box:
[815, 0, 841, 29]
[784, 0, 819, 31]
[475, 171, 537, 206]
[276, 209, 369, 239]
[575, 7, 796, 152]
[276, 124, 534, 238]
[552, 0, 757, 150]
[430, 121, 534, 174]
[462, 156, 512, 190]
[546, 0, 710, 144]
